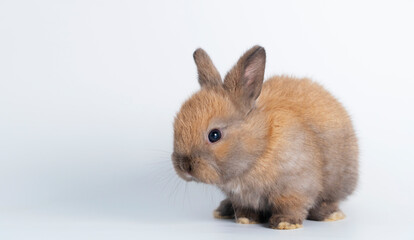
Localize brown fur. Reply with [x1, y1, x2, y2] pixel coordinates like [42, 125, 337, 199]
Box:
[172, 46, 359, 230]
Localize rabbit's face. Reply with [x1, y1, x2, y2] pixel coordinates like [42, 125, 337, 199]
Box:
[172, 88, 266, 184]
[172, 46, 266, 184]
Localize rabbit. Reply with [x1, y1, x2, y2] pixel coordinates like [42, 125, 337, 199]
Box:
[171, 45, 358, 230]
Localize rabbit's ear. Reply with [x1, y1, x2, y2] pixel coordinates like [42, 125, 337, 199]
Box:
[193, 48, 222, 88]
[223, 46, 266, 113]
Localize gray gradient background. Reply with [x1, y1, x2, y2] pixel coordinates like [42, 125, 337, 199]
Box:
[1, 0, 413, 239]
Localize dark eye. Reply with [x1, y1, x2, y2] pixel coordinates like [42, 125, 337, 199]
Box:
[208, 129, 221, 143]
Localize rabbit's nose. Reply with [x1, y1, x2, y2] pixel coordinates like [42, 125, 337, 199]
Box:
[179, 156, 192, 173]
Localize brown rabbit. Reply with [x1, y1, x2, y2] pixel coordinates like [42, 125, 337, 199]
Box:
[172, 46, 358, 230]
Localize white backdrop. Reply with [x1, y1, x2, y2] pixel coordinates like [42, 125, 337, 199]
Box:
[1, 1, 413, 239]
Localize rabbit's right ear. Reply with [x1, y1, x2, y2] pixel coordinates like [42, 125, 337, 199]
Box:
[223, 46, 266, 114]
[193, 48, 222, 88]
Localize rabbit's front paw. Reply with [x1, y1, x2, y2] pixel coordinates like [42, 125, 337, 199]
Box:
[323, 211, 345, 222]
[236, 217, 258, 224]
[269, 215, 303, 230]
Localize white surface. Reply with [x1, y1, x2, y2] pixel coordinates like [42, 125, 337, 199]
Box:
[1, 0, 414, 239]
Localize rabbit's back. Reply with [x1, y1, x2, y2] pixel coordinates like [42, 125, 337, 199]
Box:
[258, 76, 359, 201]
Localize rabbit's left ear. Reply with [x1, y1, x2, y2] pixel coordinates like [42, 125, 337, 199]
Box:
[223, 46, 266, 114]
[193, 48, 222, 88]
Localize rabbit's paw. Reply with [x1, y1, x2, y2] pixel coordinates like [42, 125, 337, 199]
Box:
[323, 211, 345, 222]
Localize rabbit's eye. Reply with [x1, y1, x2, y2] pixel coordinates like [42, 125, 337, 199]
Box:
[208, 129, 221, 143]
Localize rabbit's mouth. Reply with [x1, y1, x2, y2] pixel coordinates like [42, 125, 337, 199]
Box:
[183, 173, 200, 182]
[172, 152, 221, 184]
[175, 169, 200, 182]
